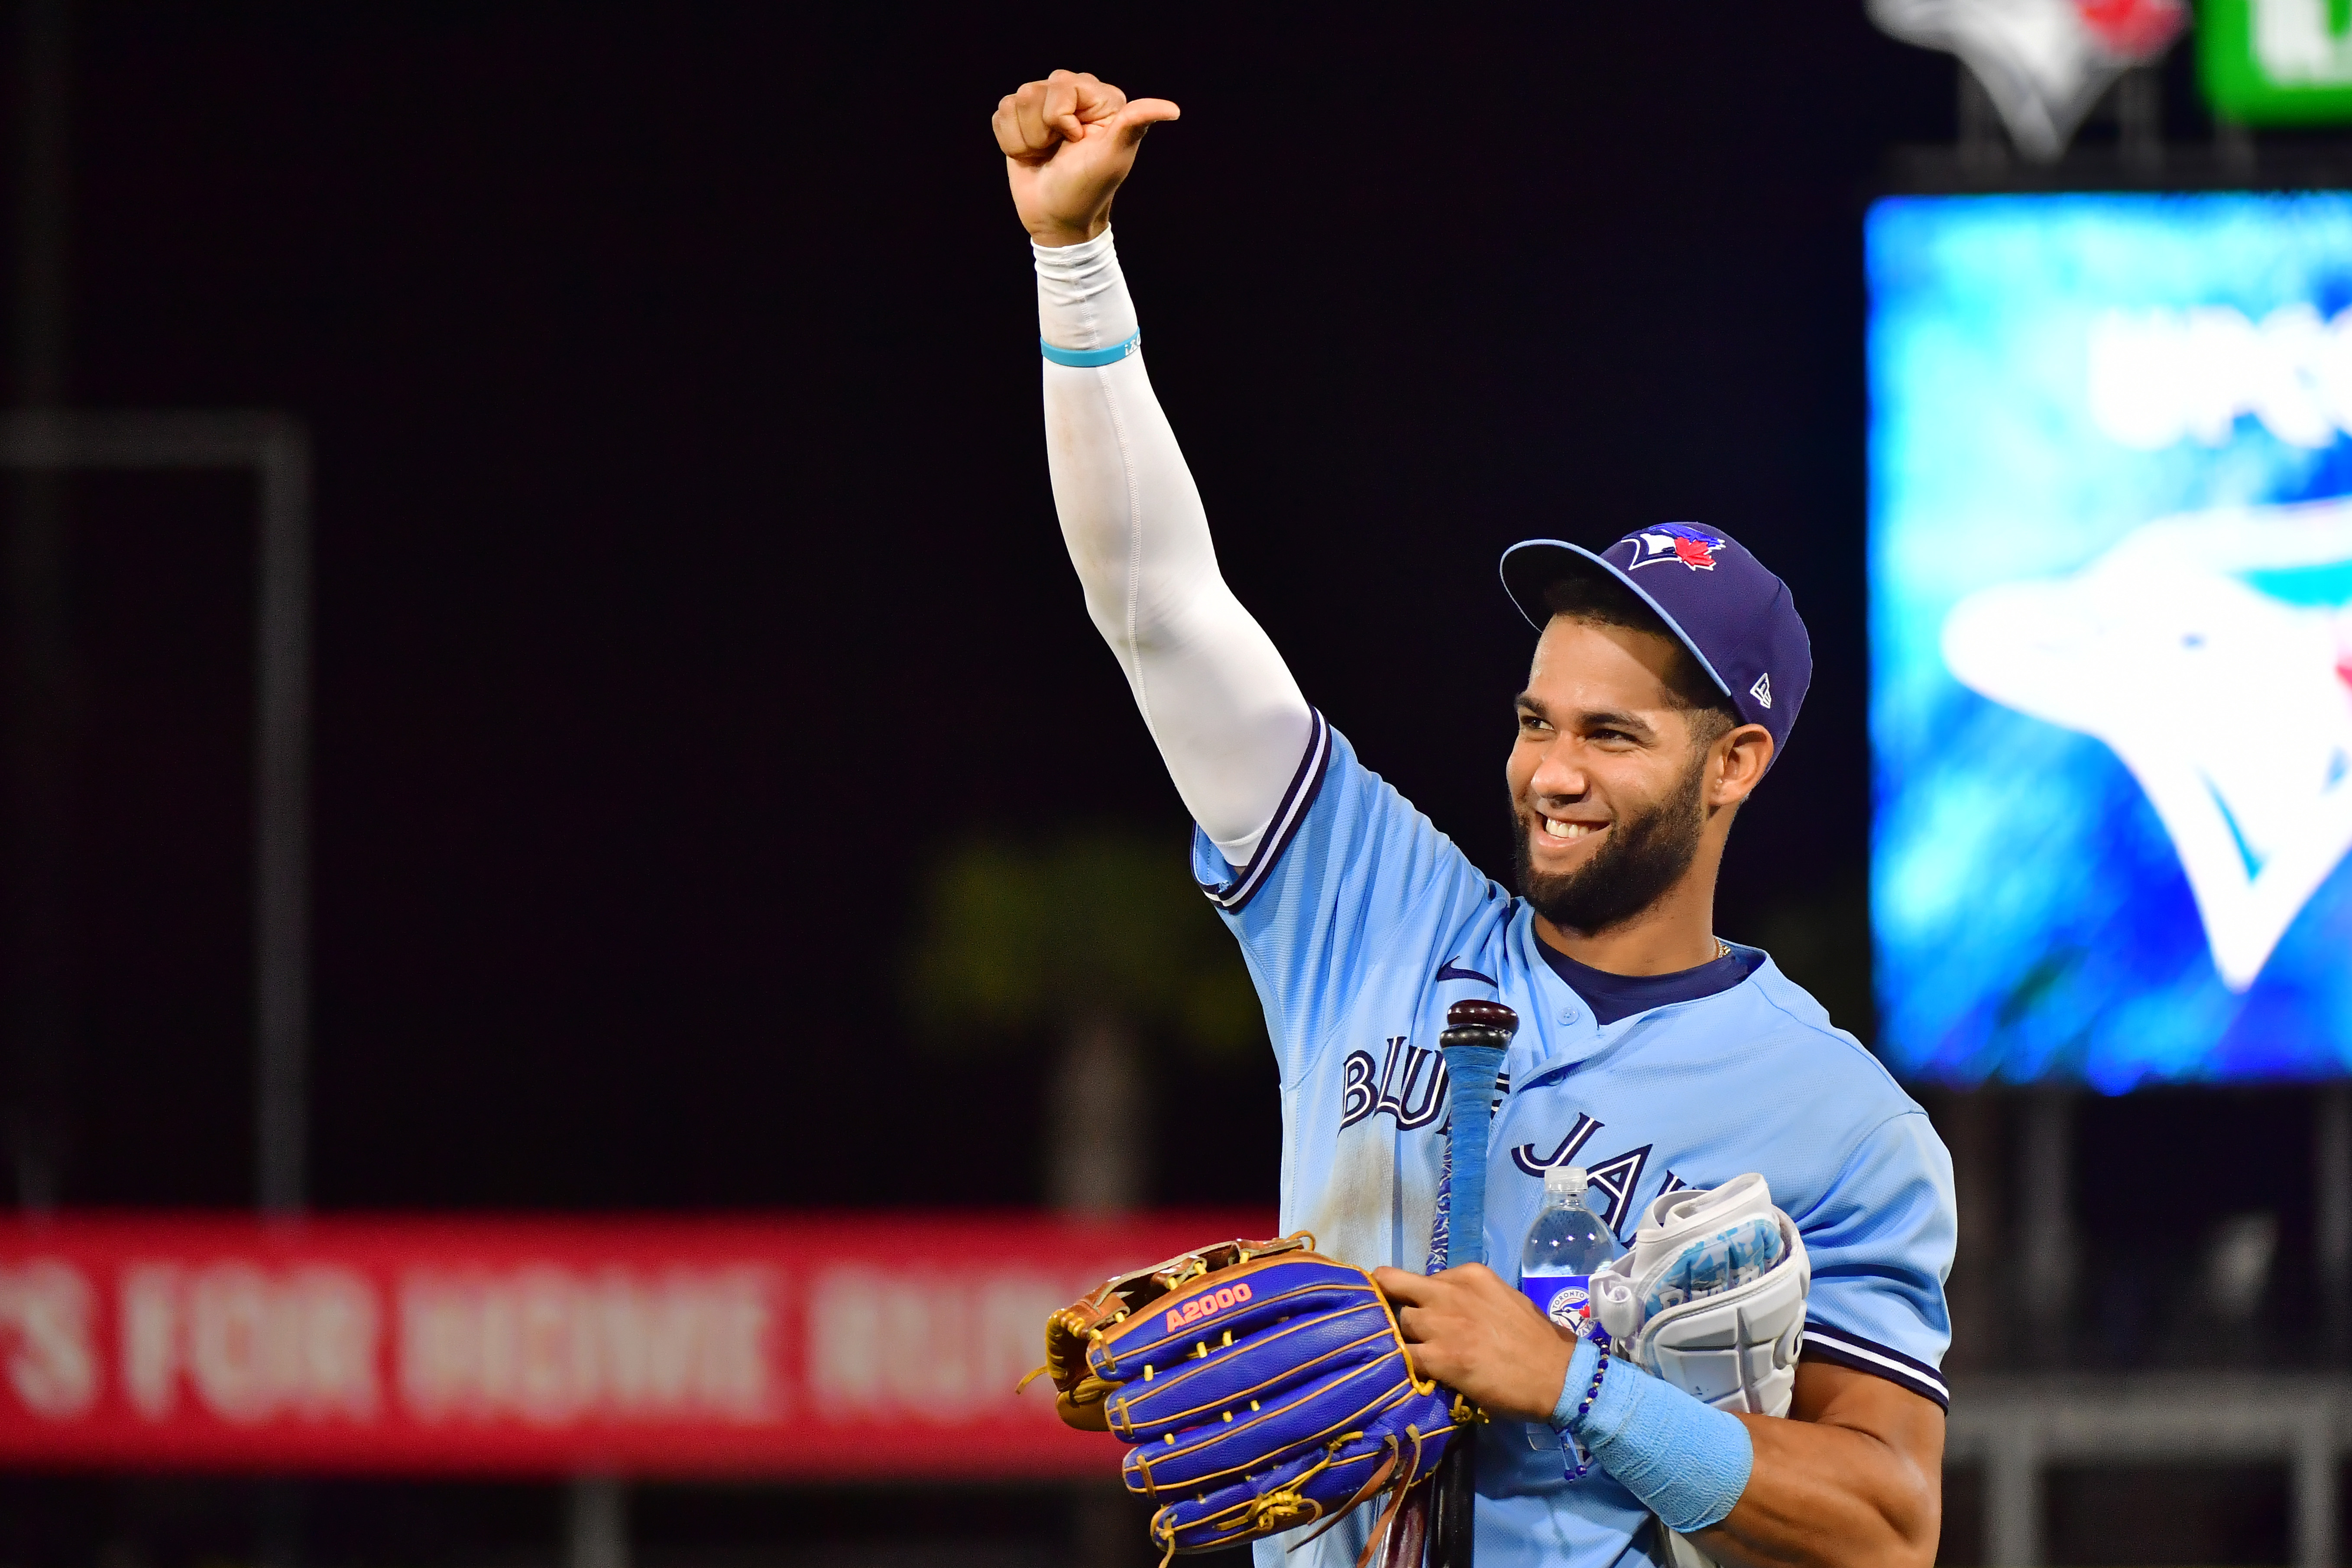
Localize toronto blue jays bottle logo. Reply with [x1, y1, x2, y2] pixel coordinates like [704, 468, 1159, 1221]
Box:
[1539, 1280, 1589, 1331]
[1627, 522, 1727, 572]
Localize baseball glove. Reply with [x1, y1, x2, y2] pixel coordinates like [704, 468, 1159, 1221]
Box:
[1026, 1233, 1471, 1559]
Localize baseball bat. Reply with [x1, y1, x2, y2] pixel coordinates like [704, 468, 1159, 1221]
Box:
[1427, 997, 1518, 1568]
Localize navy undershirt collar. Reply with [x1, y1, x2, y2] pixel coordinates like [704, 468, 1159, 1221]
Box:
[1535, 937, 1764, 1026]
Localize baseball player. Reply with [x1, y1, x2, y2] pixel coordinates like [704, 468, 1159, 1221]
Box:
[994, 70, 1954, 1568]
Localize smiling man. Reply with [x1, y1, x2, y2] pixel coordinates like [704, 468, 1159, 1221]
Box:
[995, 69, 1956, 1568]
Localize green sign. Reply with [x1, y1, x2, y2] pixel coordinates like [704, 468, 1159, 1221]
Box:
[2201, 0, 2352, 122]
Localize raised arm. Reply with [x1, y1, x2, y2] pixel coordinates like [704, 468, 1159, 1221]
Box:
[995, 71, 1311, 864]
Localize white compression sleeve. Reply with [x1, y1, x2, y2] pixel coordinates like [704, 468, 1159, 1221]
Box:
[1036, 229, 1312, 865]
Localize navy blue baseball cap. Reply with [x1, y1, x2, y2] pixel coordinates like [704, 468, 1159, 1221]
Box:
[1499, 525, 1811, 764]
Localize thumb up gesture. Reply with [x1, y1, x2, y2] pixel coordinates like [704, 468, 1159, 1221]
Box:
[993, 70, 1180, 248]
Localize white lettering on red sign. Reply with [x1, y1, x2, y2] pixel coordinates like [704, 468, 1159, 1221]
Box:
[120, 1262, 380, 1424]
[0, 1218, 1268, 1470]
[397, 1266, 778, 1425]
[0, 1259, 96, 1418]
[807, 1267, 1063, 1422]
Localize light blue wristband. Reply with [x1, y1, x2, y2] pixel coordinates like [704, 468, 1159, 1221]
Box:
[1553, 1336, 1753, 1532]
[1040, 330, 1140, 368]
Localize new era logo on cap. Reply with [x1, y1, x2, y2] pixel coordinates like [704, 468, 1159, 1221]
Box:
[1751, 673, 1772, 710]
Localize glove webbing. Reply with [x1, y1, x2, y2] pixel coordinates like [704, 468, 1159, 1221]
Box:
[1145, 1423, 1428, 1568]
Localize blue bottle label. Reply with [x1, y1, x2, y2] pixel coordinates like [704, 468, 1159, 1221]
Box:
[1520, 1272, 1593, 1336]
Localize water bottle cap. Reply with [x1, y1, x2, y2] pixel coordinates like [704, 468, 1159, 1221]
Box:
[1544, 1164, 1588, 1198]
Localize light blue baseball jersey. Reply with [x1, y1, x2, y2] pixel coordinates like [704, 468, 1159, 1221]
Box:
[1195, 714, 1956, 1568]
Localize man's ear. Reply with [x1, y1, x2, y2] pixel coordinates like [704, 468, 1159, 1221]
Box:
[1711, 724, 1775, 808]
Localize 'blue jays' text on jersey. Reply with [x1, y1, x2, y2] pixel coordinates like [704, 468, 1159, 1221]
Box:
[1193, 714, 1957, 1568]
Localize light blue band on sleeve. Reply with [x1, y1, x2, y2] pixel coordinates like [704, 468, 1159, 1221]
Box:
[1555, 1336, 1753, 1532]
[1040, 331, 1140, 368]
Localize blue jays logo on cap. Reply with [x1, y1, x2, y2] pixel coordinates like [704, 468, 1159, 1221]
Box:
[1626, 522, 1730, 573]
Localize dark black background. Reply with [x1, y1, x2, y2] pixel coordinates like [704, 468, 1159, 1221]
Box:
[12, 4, 1963, 1216]
[4, 6, 2347, 1568]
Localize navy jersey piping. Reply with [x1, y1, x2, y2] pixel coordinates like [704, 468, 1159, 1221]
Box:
[1535, 939, 1763, 1027]
[1200, 709, 1332, 913]
[1799, 1322, 1949, 1409]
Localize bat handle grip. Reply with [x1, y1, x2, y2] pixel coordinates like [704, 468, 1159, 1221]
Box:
[1436, 1035, 1508, 1270]
[1431, 1002, 1516, 1568]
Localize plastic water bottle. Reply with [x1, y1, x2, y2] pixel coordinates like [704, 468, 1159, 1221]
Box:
[1519, 1165, 1623, 1338]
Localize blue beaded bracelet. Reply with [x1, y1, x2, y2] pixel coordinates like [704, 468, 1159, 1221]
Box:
[1040, 330, 1140, 368]
[1555, 1335, 1611, 1481]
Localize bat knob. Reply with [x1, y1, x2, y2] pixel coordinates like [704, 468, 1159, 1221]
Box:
[1442, 998, 1518, 1049]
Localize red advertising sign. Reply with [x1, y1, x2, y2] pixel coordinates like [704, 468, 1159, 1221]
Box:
[0, 1211, 1273, 1477]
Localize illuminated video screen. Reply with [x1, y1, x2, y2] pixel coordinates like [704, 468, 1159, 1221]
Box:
[1869, 192, 2352, 1089]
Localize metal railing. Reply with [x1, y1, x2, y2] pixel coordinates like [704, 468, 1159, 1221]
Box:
[0, 410, 312, 1213]
[1948, 1374, 2348, 1568]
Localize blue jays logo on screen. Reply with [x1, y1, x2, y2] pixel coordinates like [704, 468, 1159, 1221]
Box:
[1625, 522, 1727, 573]
[1869, 193, 2352, 1088]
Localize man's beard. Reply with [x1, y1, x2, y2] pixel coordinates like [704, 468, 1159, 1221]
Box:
[1512, 755, 1707, 938]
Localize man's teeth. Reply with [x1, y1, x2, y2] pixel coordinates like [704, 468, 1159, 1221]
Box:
[1543, 819, 1595, 841]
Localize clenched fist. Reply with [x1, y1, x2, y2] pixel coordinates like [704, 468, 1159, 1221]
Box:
[992, 70, 1179, 248]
